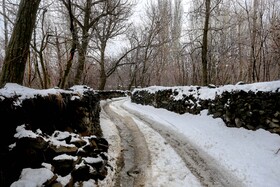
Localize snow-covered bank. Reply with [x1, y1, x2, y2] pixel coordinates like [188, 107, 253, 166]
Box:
[99, 101, 122, 187]
[123, 99, 280, 187]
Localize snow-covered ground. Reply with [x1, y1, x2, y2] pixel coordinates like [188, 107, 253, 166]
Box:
[119, 99, 280, 187]
[105, 99, 203, 187]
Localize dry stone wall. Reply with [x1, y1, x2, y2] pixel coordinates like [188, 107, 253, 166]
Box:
[131, 87, 280, 135]
[0, 86, 106, 187]
[97, 90, 130, 100]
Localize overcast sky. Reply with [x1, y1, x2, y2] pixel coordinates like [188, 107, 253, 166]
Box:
[106, 0, 191, 57]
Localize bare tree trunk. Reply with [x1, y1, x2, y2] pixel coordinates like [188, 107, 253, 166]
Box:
[59, 0, 77, 89]
[170, 0, 183, 85]
[31, 9, 50, 89]
[238, 20, 243, 81]
[128, 67, 137, 90]
[98, 44, 107, 90]
[249, 0, 258, 82]
[74, 0, 91, 85]
[34, 52, 44, 87]
[75, 42, 87, 85]
[2, 0, 9, 51]
[54, 28, 64, 86]
[202, 0, 211, 86]
[0, 0, 40, 86]
[0, 0, 41, 87]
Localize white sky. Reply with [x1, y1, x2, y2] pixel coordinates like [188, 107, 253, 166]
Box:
[106, 0, 191, 57]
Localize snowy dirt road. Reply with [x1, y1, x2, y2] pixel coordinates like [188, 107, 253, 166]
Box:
[101, 98, 245, 187]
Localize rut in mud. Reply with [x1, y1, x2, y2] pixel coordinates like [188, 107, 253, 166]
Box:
[102, 98, 245, 187]
[103, 100, 151, 187]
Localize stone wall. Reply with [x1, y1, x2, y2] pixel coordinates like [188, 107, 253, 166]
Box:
[131, 88, 280, 135]
[0, 86, 104, 186]
[97, 90, 130, 100]
[0, 89, 101, 144]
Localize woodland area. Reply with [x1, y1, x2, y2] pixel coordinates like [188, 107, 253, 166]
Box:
[0, 0, 279, 90]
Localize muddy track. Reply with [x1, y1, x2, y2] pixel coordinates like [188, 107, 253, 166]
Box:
[119, 98, 245, 187]
[102, 98, 245, 187]
[102, 99, 151, 187]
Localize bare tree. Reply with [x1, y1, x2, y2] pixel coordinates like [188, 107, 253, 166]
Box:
[58, 0, 77, 88]
[201, 0, 211, 86]
[171, 0, 184, 85]
[1, 0, 9, 51]
[1, 0, 280, 89]
[30, 8, 52, 88]
[249, 0, 259, 82]
[58, 0, 126, 88]
[0, 0, 41, 87]
[94, 0, 132, 90]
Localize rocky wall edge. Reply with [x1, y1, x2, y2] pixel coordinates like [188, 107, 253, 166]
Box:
[131, 88, 280, 135]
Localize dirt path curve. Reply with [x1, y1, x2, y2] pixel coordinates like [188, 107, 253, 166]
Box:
[102, 99, 151, 187]
[102, 98, 245, 187]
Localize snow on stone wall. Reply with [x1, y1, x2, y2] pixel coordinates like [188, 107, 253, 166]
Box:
[131, 81, 280, 135]
[0, 84, 104, 186]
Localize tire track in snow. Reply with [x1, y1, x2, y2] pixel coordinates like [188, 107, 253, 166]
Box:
[132, 117, 203, 187]
[107, 98, 203, 187]
[118, 98, 246, 187]
[103, 99, 150, 187]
